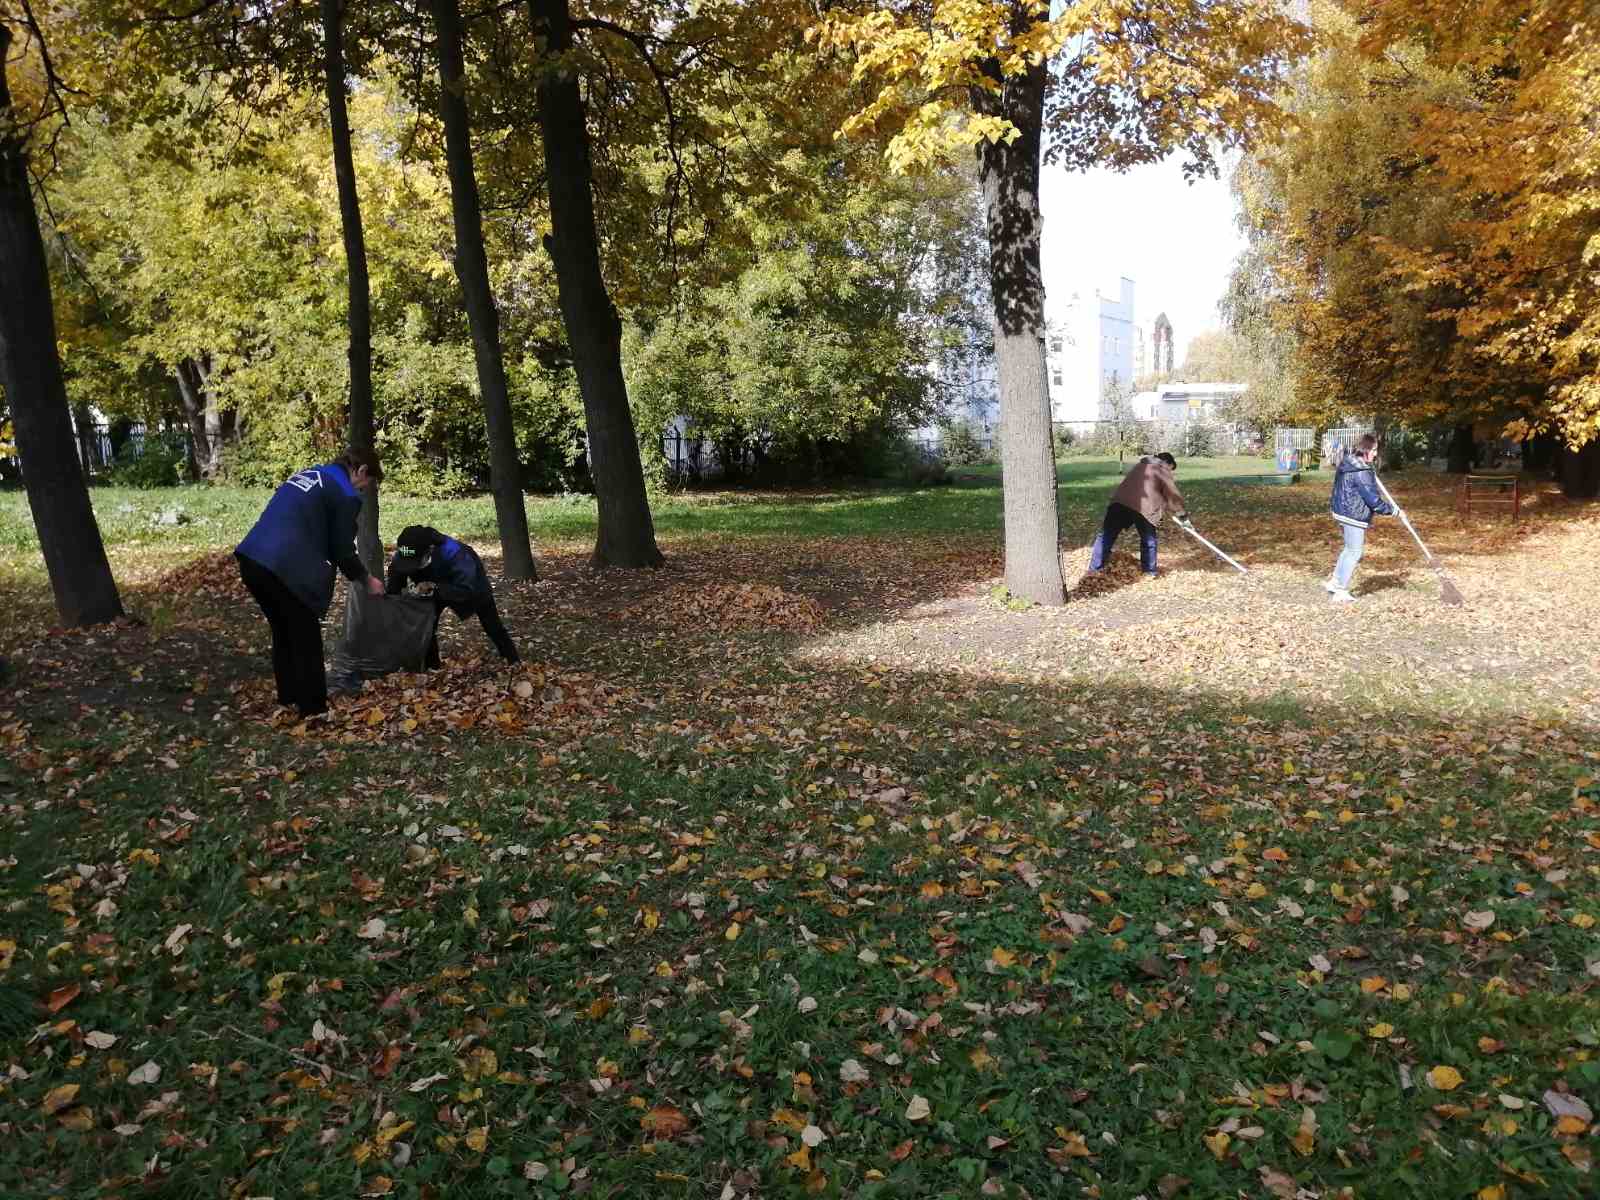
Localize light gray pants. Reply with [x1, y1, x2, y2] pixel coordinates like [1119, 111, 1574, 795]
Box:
[1333, 523, 1367, 589]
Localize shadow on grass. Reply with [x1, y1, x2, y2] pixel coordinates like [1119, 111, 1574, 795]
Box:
[2, 648, 1598, 1199]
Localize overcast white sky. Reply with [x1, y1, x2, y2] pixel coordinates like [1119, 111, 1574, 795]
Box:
[1039, 153, 1244, 365]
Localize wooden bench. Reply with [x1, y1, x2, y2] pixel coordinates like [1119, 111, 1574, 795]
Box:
[1459, 473, 1521, 522]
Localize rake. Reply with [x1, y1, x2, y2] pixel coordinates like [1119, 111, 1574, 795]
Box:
[1174, 516, 1249, 574]
[1373, 475, 1464, 606]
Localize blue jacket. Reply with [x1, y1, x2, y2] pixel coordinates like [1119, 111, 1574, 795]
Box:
[235, 463, 368, 615]
[1330, 458, 1394, 529]
[386, 532, 492, 617]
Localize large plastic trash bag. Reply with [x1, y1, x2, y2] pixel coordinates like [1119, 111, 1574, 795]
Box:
[326, 586, 436, 691]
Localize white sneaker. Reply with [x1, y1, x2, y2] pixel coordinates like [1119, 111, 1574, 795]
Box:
[1329, 588, 1355, 604]
[1322, 577, 1339, 593]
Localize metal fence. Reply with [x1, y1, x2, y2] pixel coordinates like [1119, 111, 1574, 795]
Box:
[1321, 425, 1374, 470]
[1, 420, 188, 483]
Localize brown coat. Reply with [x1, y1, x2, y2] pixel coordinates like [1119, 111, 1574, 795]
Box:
[1110, 457, 1186, 524]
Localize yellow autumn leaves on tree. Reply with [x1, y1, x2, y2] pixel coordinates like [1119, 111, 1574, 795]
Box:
[1237, 0, 1600, 449]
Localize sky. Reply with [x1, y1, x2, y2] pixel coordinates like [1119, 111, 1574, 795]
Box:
[1038, 153, 1245, 366]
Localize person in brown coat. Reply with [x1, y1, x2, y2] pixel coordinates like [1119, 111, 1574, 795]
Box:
[1087, 452, 1188, 576]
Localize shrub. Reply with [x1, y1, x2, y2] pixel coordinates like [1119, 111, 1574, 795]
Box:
[939, 419, 994, 466]
[104, 437, 184, 489]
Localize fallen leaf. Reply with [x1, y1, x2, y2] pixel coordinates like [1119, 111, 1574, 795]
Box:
[84, 1031, 118, 1050]
[357, 917, 386, 940]
[1203, 1131, 1231, 1160]
[127, 1061, 161, 1086]
[801, 1124, 826, 1148]
[45, 983, 81, 1014]
[1545, 1090, 1594, 1122]
[1425, 1065, 1464, 1091]
[42, 1084, 80, 1114]
[640, 1104, 691, 1139]
[839, 1059, 870, 1084]
[1368, 1023, 1395, 1038]
[1290, 1106, 1317, 1156]
[905, 1095, 931, 1121]
[1260, 1166, 1297, 1199]
[1463, 910, 1496, 931]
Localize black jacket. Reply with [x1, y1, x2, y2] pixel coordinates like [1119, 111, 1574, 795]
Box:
[386, 531, 493, 616]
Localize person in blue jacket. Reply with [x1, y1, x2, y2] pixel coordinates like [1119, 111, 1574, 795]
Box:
[1325, 433, 1402, 603]
[386, 526, 519, 666]
[234, 449, 385, 715]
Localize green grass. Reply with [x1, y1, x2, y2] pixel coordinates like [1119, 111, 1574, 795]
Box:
[2, 458, 1597, 1200]
[0, 456, 1279, 555]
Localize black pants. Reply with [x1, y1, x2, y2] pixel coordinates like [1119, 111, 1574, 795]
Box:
[237, 555, 328, 716]
[427, 592, 518, 668]
[1089, 502, 1159, 575]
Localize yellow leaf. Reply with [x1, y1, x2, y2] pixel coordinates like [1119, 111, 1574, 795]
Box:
[1203, 1131, 1231, 1160]
[365, 707, 385, 726]
[786, 1145, 812, 1171]
[1426, 1066, 1464, 1091]
[58, 1105, 95, 1131]
[42, 1084, 79, 1114]
[990, 947, 1016, 968]
[1368, 1023, 1395, 1038]
[725, 922, 742, 941]
[1556, 1115, 1589, 1135]
[642, 906, 659, 931]
[1478, 1186, 1507, 1200]
[969, 1045, 998, 1072]
[919, 881, 943, 900]
[464, 1127, 488, 1153]
[1360, 976, 1388, 994]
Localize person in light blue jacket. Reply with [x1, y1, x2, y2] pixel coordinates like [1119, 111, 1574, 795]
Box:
[1325, 433, 1400, 603]
[234, 448, 384, 715]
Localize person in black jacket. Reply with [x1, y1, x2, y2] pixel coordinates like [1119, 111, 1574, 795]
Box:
[235, 448, 384, 716]
[1325, 433, 1402, 603]
[386, 526, 519, 666]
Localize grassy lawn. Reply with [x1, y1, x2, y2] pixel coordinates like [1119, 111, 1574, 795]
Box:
[3, 458, 1599, 1200]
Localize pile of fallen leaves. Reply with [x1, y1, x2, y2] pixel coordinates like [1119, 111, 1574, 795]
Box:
[625, 581, 826, 634]
[236, 657, 636, 741]
[150, 550, 251, 605]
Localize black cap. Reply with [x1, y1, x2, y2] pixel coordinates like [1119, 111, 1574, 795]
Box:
[390, 525, 439, 574]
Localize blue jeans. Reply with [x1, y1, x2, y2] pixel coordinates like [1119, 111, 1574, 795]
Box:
[1333, 523, 1366, 589]
[1090, 502, 1158, 574]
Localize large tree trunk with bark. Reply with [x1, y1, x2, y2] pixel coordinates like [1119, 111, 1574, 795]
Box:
[0, 26, 123, 626]
[1558, 439, 1600, 500]
[529, 0, 662, 568]
[175, 355, 235, 478]
[322, 0, 381, 573]
[428, 0, 536, 579]
[972, 56, 1063, 606]
[1446, 423, 1474, 474]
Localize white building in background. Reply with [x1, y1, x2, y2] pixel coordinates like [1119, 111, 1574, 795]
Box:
[1130, 381, 1248, 421]
[1045, 276, 1145, 428]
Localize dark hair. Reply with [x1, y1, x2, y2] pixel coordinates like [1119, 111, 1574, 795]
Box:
[1357, 433, 1379, 454]
[1156, 452, 1177, 469]
[340, 445, 383, 483]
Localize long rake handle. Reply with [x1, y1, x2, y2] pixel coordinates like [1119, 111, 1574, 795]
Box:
[1176, 520, 1248, 574]
[1373, 475, 1436, 563]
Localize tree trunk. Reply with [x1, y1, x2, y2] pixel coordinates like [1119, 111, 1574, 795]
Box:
[972, 54, 1063, 606]
[1558, 440, 1600, 500]
[1446, 423, 1474, 474]
[428, 0, 536, 580]
[322, 0, 382, 574]
[0, 25, 123, 626]
[174, 360, 209, 478]
[529, 0, 662, 568]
